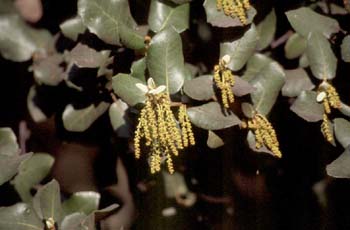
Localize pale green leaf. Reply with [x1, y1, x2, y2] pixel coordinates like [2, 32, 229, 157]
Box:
[0, 127, 19, 156]
[12, 153, 54, 202]
[78, 0, 144, 49]
[282, 68, 315, 97]
[299, 53, 309, 68]
[33, 179, 62, 223]
[220, 25, 259, 71]
[27, 86, 47, 123]
[285, 33, 307, 59]
[306, 32, 337, 80]
[148, 0, 189, 33]
[285, 7, 340, 38]
[0, 153, 32, 186]
[62, 102, 110, 132]
[241, 53, 273, 82]
[341, 35, 350, 63]
[187, 102, 241, 130]
[247, 130, 274, 156]
[109, 100, 130, 138]
[32, 54, 64, 86]
[327, 147, 350, 178]
[183, 75, 214, 101]
[241, 102, 255, 118]
[290, 90, 324, 122]
[334, 118, 350, 148]
[62, 191, 100, 216]
[207, 130, 224, 149]
[68, 43, 111, 68]
[130, 58, 146, 82]
[250, 62, 285, 115]
[146, 27, 186, 94]
[60, 16, 86, 41]
[112, 73, 146, 106]
[256, 9, 276, 50]
[61, 213, 87, 230]
[0, 203, 44, 230]
[203, 0, 256, 27]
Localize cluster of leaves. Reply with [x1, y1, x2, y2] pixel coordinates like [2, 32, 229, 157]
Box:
[1, 0, 350, 228]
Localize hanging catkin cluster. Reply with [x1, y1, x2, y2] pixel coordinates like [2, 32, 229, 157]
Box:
[134, 80, 195, 174]
[214, 55, 235, 109]
[242, 113, 282, 158]
[316, 80, 341, 143]
[216, 0, 251, 25]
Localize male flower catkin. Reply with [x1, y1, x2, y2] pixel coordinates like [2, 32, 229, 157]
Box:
[242, 113, 282, 158]
[214, 55, 235, 109]
[216, 0, 251, 25]
[316, 80, 341, 143]
[134, 78, 195, 174]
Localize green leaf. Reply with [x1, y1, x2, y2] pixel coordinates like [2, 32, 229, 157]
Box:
[339, 102, 350, 117]
[250, 62, 285, 115]
[27, 86, 47, 123]
[60, 16, 86, 41]
[247, 130, 274, 156]
[327, 146, 350, 178]
[112, 73, 146, 106]
[284, 33, 307, 59]
[299, 53, 309, 68]
[207, 130, 224, 149]
[341, 35, 350, 63]
[62, 102, 110, 132]
[130, 58, 146, 82]
[78, 0, 144, 49]
[203, 0, 256, 27]
[82, 204, 119, 229]
[12, 153, 54, 202]
[241, 102, 255, 118]
[256, 9, 276, 51]
[61, 213, 87, 230]
[146, 28, 186, 94]
[0, 153, 32, 186]
[232, 76, 255, 96]
[169, 0, 191, 4]
[33, 179, 62, 223]
[32, 54, 64, 86]
[285, 7, 340, 38]
[0, 127, 19, 156]
[183, 75, 214, 101]
[68, 43, 111, 68]
[334, 118, 350, 148]
[282, 68, 315, 97]
[187, 102, 241, 130]
[0, 203, 44, 230]
[316, 2, 348, 15]
[220, 25, 259, 71]
[0, 14, 52, 61]
[306, 32, 337, 80]
[148, 0, 189, 33]
[290, 90, 324, 122]
[241, 53, 273, 82]
[109, 100, 131, 138]
[63, 191, 100, 216]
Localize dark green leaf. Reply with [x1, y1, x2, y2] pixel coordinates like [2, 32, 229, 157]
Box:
[290, 90, 324, 122]
[334, 118, 350, 148]
[187, 102, 241, 130]
[285, 7, 340, 38]
[183, 75, 214, 101]
[130, 58, 146, 82]
[282, 68, 315, 97]
[306, 32, 337, 80]
[220, 25, 258, 71]
[285, 33, 307, 59]
[203, 0, 256, 27]
[33, 179, 62, 223]
[0, 14, 52, 61]
[61, 213, 87, 230]
[341, 35, 350, 63]
[207, 130, 224, 149]
[0, 153, 32, 186]
[327, 146, 350, 178]
[0, 127, 19, 156]
[250, 62, 285, 115]
[109, 100, 131, 138]
[169, 0, 191, 4]
[241, 53, 273, 82]
[62, 191, 100, 216]
[78, 0, 144, 49]
[148, 0, 189, 33]
[0, 203, 44, 230]
[12, 153, 54, 202]
[62, 102, 110, 132]
[256, 9, 276, 51]
[59, 16, 86, 41]
[146, 28, 186, 94]
[112, 73, 146, 106]
[32, 54, 64, 86]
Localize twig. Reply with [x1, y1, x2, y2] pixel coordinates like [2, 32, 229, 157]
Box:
[271, 30, 293, 49]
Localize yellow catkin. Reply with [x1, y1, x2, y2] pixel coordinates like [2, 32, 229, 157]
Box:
[213, 57, 236, 109]
[216, 0, 250, 24]
[133, 88, 195, 174]
[243, 114, 282, 158]
[321, 114, 333, 143]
